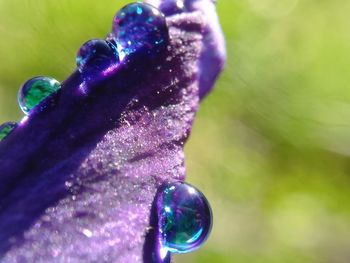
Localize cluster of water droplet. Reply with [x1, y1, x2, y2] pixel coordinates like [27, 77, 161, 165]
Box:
[77, 2, 169, 83]
[0, 2, 169, 142]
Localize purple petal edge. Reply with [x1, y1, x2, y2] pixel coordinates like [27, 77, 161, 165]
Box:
[0, 1, 226, 262]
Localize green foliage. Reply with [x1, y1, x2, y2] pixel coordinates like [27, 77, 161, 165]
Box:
[0, 0, 349, 262]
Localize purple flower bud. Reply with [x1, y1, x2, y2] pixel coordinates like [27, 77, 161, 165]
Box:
[0, 0, 225, 262]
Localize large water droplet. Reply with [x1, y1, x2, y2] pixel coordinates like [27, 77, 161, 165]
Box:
[157, 182, 213, 254]
[111, 3, 169, 56]
[18, 77, 61, 115]
[76, 39, 120, 82]
[0, 122, 17, 141]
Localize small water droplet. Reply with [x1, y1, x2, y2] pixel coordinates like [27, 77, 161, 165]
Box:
[0, 122, 17, 142]
[77, 39, 120, 82]
[18, 76, 61, 115]
[111, 3, 169, 56]
[157, 182, 213, 254]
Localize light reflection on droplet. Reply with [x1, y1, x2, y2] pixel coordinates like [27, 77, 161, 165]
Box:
[19, 115, 29, 126]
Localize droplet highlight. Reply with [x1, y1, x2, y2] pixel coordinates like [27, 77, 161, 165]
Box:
[160, 0, 185, 15]
[18, 76, 61, 115]
[0, 122, 17, 142]
[111, 3, 169, 55]
[157, 182, 213, 254]
[76, 39, 120, 81]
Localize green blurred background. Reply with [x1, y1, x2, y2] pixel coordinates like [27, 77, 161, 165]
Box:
[0, 0, 350, 262]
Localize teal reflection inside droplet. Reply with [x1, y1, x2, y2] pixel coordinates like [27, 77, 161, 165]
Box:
[157, 182, 213, 254]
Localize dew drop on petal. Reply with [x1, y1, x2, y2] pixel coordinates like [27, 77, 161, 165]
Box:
[0, 122, 17, 141]
[157, 182, 213, 254]
[76, 39, 120, 81]
[18, 77, 61, 115]
[111, 3, 169, 56]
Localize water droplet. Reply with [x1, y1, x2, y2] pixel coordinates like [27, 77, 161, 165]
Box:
[77, 39, 120, 81]
[0, 122, 17, 141]
[157, 182, 213, 254]
[111, 3, 169, 55]
[18, 77, 61, 115]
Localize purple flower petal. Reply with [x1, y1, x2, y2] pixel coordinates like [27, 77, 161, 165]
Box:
[0, 1, 225, 262]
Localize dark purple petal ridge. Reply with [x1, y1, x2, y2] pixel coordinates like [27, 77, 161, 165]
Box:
[0, 0, 225, 262]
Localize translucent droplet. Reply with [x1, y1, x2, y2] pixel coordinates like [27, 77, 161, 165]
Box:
[157, 182, 213, 254]
[111, 3, 169, 55]
[0, 122, 17, 141]
[18, 77, 61, 115]
[76, 39, 120, 81]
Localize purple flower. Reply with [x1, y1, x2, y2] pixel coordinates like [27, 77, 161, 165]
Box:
[0, 0, 225, 262]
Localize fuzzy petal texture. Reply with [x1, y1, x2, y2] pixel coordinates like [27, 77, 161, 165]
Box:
[0, 0, 225, 262]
